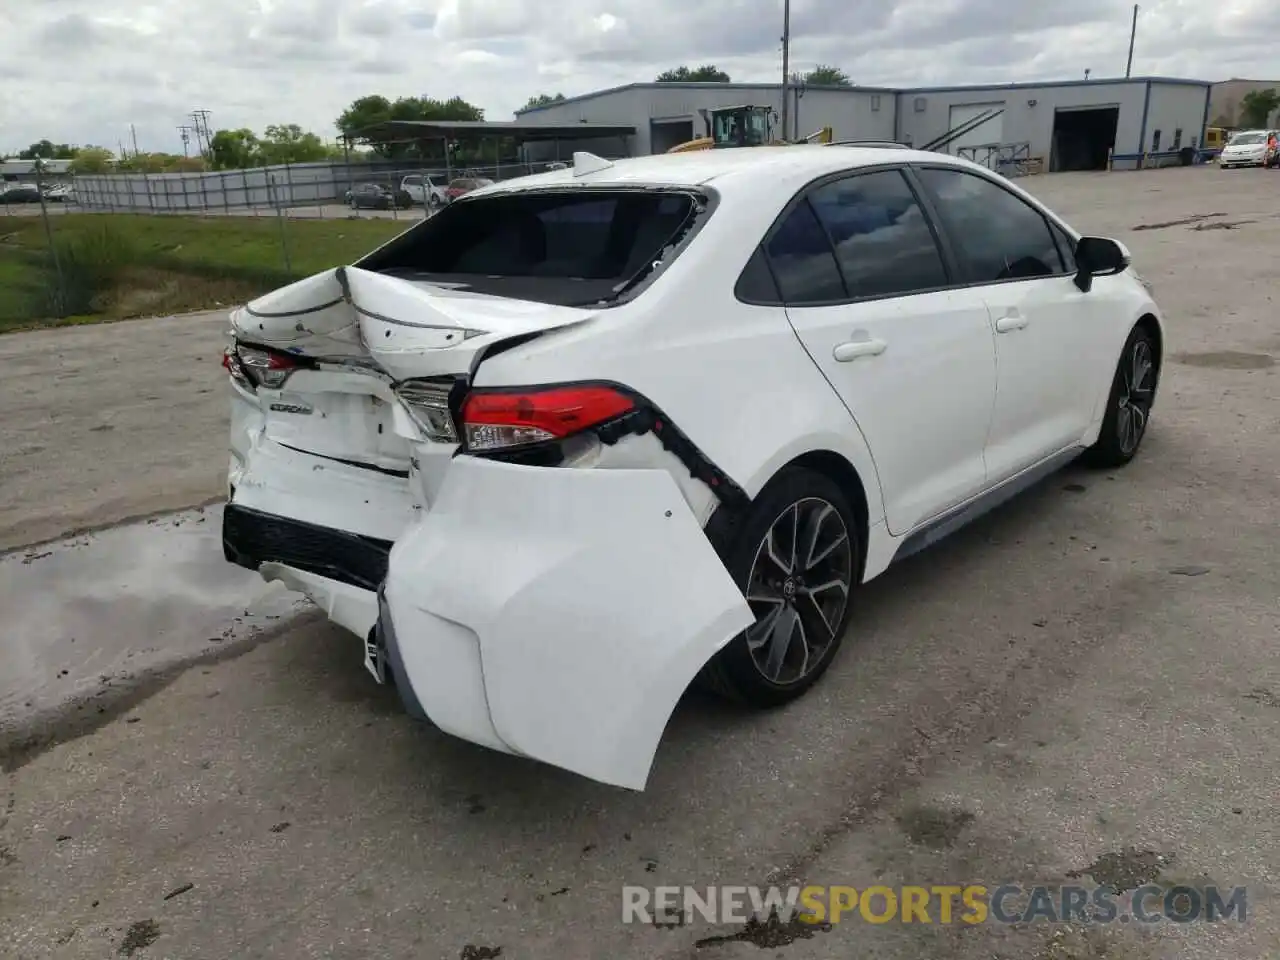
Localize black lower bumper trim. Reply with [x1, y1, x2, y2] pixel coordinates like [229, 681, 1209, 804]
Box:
[222, 503, 393, 592]
[375, 583, 427, 720]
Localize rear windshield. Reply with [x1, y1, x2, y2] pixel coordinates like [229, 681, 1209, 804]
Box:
[357, 189, 704, 306]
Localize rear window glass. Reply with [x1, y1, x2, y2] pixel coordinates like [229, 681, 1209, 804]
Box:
[359, 190, 702, 307]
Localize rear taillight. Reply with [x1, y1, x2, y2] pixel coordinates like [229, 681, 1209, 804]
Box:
[227, 343, 304, 390]
[222, 346, 254, 392]
[394, 378, 459, 443]
[460, 384, 635, 452]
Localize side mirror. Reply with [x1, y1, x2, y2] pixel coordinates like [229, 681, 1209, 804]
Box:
[1073, 236, 1131, 292]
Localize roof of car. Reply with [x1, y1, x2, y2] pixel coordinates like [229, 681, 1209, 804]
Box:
[466, 145, 976, 199]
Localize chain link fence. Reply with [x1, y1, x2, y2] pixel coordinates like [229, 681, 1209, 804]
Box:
[0, 155, 584, 327]
[0, 158, 572, 221]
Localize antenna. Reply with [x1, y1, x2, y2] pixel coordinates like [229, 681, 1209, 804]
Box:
[572, 151, 615, 176]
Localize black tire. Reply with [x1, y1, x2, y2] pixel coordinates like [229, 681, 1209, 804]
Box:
[700, 466, 862, 708]
[1082, 324, 1158, 468]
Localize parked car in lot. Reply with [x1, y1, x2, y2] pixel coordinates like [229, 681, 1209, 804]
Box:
[347, 182, 412, 210]
[221, 146, 1163, 790]
[444, 176, 494, 202]
[400, 174, 448, 208]
[0, 182, 42, 203]
[42, 182, 74, 202]
[1218, 130, 1273, 168]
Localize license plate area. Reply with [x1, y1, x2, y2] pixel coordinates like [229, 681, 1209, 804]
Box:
[262, 372, 413, 473]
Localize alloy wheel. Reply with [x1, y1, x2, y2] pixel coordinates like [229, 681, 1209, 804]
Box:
[744, 498, 853, 685]
[1116, 339, 1155, 454]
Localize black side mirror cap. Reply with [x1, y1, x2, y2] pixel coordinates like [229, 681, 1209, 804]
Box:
[1074, 236, 1131, 292]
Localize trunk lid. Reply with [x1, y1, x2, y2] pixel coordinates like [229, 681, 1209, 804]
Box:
[230, 265, 595, 470]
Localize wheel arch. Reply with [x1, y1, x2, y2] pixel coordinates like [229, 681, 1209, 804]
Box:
[1134, 312, 1164, 390]
[788, 449, 871, 582]
[707, 445, 876, 586]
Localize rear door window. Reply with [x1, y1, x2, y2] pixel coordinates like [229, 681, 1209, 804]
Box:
[764, 200, 846, 304]
[807, 169, 949, 299]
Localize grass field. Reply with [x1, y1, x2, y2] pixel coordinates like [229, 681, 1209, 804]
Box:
[0, 213, 408, 332]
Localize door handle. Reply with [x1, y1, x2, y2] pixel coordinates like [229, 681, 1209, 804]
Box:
[995, 313, 1028, 333]
[833, 337, 887, 362]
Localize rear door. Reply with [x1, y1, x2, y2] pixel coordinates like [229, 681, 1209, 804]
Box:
[771, 167, 998, 535]
[912, 166, 1109, 482]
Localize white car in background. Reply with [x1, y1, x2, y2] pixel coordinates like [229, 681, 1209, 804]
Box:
[1218, 130, 1272, 168]
[399, 174, 448, 207]
[221, 146, 1163, 790]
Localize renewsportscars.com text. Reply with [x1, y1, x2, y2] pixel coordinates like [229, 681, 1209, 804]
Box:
[622, 884, 1247, 926]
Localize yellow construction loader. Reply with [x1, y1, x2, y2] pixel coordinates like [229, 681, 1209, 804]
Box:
[666, 105, 832, 153]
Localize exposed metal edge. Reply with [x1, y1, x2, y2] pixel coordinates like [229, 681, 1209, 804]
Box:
[890, 446, 1084, 564]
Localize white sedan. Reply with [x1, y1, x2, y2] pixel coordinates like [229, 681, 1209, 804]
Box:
[221, 146, 1163, 790]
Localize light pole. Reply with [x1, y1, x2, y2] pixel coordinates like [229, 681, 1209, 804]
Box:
[1126, 5, 1139, 78]
[780, 0, 791, 145]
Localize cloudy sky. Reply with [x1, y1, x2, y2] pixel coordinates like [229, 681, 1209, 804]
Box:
[1, 0, 1275, 155]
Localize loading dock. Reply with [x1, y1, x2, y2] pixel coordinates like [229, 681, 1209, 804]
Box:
[1050, 105, 1120, 171]
[649, 117, 695, 155]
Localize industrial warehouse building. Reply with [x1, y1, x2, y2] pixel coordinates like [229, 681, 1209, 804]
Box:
[515, 77, 1212, 172]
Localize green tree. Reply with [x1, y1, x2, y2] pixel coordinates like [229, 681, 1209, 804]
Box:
[208, 128, 262, 169]
[258, 123, 330, 165]
[18, 140, 79, 160]
[803, 64, 851, 87]
[67, 146, 115, 174]
[656, 65, 731, 83]
[1239, 88, 1280, 127]
[522, 93, 567, 110]
[116, 152, 185, 173]
[336, 94, 485, 158]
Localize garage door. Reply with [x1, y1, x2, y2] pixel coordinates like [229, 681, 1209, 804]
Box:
[649, 119, 694, 154]
[947, 102, 1005, 155]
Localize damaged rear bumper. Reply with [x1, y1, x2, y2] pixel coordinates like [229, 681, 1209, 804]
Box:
[224, 436, 418, 642]
[377, 455, 754, 791]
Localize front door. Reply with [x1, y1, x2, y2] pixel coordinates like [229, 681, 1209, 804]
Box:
[913, 166, 1105, 482]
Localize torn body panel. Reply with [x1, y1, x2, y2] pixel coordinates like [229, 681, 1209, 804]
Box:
[380, 456, 754, 790]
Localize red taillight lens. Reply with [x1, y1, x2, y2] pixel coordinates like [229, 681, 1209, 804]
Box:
[461, 384, 635, 451]
[234, 344, 302, 389]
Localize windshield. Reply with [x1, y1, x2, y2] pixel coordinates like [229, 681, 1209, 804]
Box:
[357, 188, 706, 307]
[1228, 132, 1265, 145]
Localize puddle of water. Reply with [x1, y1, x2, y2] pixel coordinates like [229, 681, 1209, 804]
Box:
[0, 505, 304, 726]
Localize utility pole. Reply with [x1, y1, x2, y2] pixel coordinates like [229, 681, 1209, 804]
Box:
[190, 109, 213, 158]
[130, 124, 141, 158]
[780, 0, 791, 145]
[177, 125, 194, 157]
[1125, 4, 1139, 78]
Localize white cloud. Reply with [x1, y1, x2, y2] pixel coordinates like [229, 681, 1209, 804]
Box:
[1, 0, 1276, 154]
